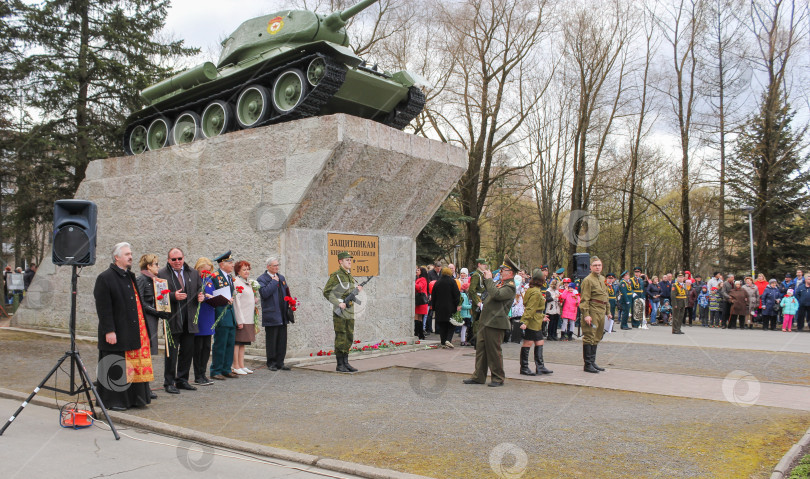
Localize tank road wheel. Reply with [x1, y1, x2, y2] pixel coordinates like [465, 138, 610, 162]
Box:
[172, 111, 202, 145]
[128, 125, 148, 155]
[272, 69, 307, 114]
[236, 85, 270, 129]
[201, 100, 232, 138]
[306, 58, 326, 86]
[146, 117, 172, 151]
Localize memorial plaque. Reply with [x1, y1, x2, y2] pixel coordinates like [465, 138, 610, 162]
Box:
[327, 233, 379, 276]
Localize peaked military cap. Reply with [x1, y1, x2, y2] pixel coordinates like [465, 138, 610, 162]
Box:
[621, 270, 629, 277]
[337, 251, 353, 260]
[555, 267, 565, 274]
[476, 257, 488, 264]
[633, 267, 642, 272]
[214, 251, 234, 263]
[606, 272, 615, 278]
[501, 254, 519, 272]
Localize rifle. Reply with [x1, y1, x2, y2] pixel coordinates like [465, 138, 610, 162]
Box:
[334, 277, 373, 317]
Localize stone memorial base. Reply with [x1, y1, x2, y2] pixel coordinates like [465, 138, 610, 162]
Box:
[13, 114, 466, 357]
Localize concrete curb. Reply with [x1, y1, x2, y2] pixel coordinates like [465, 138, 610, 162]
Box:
[0, 387, 433, 479]
[771, 429, 810, 478]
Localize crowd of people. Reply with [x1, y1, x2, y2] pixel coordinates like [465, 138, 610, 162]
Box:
[93, 243, 294, 411]
[416, 259, 810, 384]
[2, 263, 37, 305]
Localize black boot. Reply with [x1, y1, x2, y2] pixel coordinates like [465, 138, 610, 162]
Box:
[519, 347, 535, 376]
[591, 344, 605, 371]
[335, 354, 350, 373]
[583, 344, 599, 373]
[343, 354, 358, 372]
[534, 345, 552, 374]
[567, 331, 574, 341]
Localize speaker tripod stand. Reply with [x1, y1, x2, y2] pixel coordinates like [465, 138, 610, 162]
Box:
[0, 265, 120, 440]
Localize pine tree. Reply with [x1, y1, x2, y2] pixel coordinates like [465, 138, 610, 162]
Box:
[15, 0, 198, 192]
[726, 87, 810, 276]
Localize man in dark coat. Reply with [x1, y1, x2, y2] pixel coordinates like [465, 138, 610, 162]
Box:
[23, 263, 37, 291]
[94, 242, 153, 411]
[258, 256, 292, 371]
[718, 274, 735, 328]
[158, 247, 202, 393]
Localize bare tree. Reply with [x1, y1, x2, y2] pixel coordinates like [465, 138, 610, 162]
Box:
[654, 0, 709, 270]
[619, 5, 658, 271]
[563, 0, 633, 273]
[425, 0, 553, 267]
[526, 83, 574, 268]
[696, 0, 752, 270]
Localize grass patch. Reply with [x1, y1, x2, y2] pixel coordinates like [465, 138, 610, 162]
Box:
[790, 453, 810, 479]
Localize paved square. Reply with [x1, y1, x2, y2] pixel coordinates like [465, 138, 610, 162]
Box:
[0, 326, 808, 478]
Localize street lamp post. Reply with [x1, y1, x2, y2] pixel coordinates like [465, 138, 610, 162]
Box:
[453, 244, 460, 266]
[742, 206, 755, 277]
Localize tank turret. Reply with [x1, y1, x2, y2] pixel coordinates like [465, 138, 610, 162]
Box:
[123, 0, 425, 155]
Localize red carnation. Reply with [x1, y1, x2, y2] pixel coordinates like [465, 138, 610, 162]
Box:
[156, 295, 164, 300]
[236, 286, 244, 293]
[161, 289, 170, 294]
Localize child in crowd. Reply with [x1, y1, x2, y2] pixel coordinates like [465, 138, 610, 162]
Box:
[659, 299, 672, 325]
[697, 284, 710, 327]
[708, 286, 722, 327]
[559, 282, 580, 341]
[459, 283, 472, 346]
[780, 289, 799, 332]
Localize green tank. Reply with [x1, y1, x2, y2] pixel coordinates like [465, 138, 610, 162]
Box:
[123, 0, 426, 155]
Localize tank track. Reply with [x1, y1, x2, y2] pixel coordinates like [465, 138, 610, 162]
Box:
[122, 53, 346, 154]
[384, 86, 425, 130]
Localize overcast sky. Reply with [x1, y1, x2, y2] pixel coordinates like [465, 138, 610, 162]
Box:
[162, 0, 290, 60]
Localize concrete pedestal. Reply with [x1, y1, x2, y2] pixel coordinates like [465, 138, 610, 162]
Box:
[13, 114, 466, 357]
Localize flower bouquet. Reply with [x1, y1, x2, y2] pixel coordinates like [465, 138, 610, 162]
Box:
[193, 269, 216, 325]
[251, 279, 261, 333]
[213, 285, 243, 329]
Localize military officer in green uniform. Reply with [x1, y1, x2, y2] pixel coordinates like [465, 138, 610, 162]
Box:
[323, 251, 363, 373]
[618, 271, 633, 330]
[605, 272, 618, 333]
[580, 256, 611, 373]
[606, 273, 618, 318]
[463, 256, 517, 387]
[467, 258, 488, 347]
[630, 267, 647, 328]
[671, 272, 687, 334]
[210, 251, 238, 380]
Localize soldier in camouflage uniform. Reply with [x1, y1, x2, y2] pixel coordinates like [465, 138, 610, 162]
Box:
[323, 251, 363, 373]
[579, 256, 612, 373]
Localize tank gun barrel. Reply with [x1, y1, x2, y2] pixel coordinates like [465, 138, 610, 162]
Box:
[323, 0, 378, 31]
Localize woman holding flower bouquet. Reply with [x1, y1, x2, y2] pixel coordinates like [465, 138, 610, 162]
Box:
[233, 260, 257, 374]
[192, 258, 216, 386]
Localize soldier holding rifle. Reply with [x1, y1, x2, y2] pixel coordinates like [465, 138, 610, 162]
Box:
[323, 251, 364, 373]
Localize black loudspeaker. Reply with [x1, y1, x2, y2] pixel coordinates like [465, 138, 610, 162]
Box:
[573, 253, 590, 280]
[53, 200, 97, 266]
